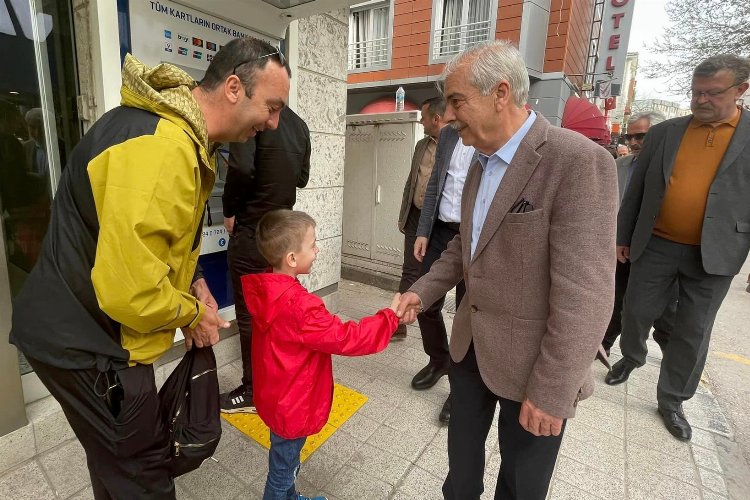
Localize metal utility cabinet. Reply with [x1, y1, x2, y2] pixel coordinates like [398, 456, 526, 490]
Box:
[342, 111, 424, 287]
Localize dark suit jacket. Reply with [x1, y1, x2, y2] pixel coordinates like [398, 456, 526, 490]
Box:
[397, 135, 433, 233]
[618, 109, 750, 276]
[410, 115, 618, 419]
[615, 153, 634, 203]
[416, 125, 479, 239]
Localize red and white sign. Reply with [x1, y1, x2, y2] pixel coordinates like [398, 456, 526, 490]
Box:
[594, 0, 636, 96]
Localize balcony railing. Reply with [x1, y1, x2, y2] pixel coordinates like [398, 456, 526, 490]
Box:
[432, 20, 493, 59]
[348, 37, 390, 70]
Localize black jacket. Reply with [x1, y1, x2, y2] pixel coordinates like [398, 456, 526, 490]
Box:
[222, 107, 311, 228]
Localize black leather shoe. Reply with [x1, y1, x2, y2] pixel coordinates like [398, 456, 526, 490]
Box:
[411, 363, 449, 390]
[439, 396, 451, 424]
[391, 324, 407, 341]
[605, 358, 638, 385]
[659, 406, 692, 441]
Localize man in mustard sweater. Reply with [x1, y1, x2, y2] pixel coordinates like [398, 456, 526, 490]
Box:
[606, 55, 750, 441]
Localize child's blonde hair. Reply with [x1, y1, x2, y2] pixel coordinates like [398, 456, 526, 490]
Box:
[256, 209, 316, 267]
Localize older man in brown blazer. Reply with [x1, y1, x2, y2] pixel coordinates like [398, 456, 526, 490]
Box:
[397, 41, 617, 500]
[394, 97, 447, 339]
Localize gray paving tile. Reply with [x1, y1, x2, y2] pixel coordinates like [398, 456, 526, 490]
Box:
[298, 449, 345, 490]
[414, 445, 449, 479]
[366, 424, 428, 462]
[38, 439, 90, 498]
[691, 444, 723, 473]
[683, 392, 732, 437]
[0, 460, 56, 500]
[177, 457, 246, 500]
[357, 398, 398, 424]
[26, 398, 76, 455]
[325, 465, 392, 500]
[0, 423, 35, 475]
[564, 420, 625, 456]
[690, 427, 718, 452]
[400, 346, 430, 365]
[547, 479, 603, 500]
[316, 430, 359, 464]
[626, 421, 693, 462]
[217, 362, 244, 394]
[66, 485, 95, 500]
[626, 462, 702, 500]
[383, 407, 440, 442]
[175, 481, 195, 499]
[698, 466, 729, 496]
[485, 449, 501, 478]
[430, 427, 448, 450]
[626, 375, 658, 402]
[577, 395, 625, 419]
[568, 405, 625, 439]
[395, 392, 442, 420]
[559, 434, 625, 480]
[394, 465, 443, 499]
[553, 456, 625, 500]
[212, 433, 268, 485]
[346, 442, 410, 485]
[701, 490, 729, 500]
[333, 364, 373, 391]
[481, 472, 498, 499]
[626, 441, 699, 485]
[336, 411, 381, 442]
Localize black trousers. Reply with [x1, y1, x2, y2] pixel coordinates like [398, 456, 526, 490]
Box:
[227, 223, 269, 389]
[398, 205, 422, 294]
[601, 259, 677, 351]
[443, 344, 564, 500]
[620, 236, 733, 410]
[417, 219, 465, 367]
[27, 356, 174, 500]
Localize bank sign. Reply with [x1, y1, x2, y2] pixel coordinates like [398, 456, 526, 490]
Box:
[126, 0, 277, 80]
[594, 0, 636, 96]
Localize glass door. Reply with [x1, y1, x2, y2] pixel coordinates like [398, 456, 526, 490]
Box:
[1, 0, 81, 401]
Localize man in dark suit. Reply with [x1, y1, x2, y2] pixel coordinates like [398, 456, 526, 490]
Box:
[398, 40, 617, 499]
[394, 97, 447, 340]
[601, 112, 676, 355]
[410, 117, 477, 424]
[606, 54, 750, 442]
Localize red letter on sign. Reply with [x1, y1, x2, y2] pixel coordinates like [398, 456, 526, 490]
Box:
[611, 0, 629, 6]
[606, 56, 615, 71]
[609, 34, 620, 49]
[612, 12, 625, 28]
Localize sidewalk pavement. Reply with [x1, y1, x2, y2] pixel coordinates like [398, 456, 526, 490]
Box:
[0, 279, 743, 499]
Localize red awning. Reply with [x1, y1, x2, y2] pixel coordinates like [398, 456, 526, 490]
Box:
[562, 96, 610, 145]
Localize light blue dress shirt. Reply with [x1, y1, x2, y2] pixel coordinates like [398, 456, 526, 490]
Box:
[438, 139, 475, 223]
[470, 111, 537, 258]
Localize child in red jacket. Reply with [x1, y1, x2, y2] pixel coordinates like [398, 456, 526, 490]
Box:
[241, 209, 401, 500]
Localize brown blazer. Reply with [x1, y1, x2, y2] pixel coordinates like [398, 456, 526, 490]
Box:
[410, 115, 618, 418]
[398, 135, 434, 233]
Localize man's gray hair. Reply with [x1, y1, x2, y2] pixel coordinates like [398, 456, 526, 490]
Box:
[693, 54, 750, 84]
[628, 112, 665, 127]
[439, 40, 529, 107]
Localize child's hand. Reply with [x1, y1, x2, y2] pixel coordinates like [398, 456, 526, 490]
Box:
[389, 293, 401, 313]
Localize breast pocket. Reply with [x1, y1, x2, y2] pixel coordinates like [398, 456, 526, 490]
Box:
[505, 208, 544, 224]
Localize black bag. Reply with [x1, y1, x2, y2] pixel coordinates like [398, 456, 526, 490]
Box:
[158, 346, 222, 477]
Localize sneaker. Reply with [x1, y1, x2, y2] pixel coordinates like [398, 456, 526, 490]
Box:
[219, 385, 257, 414]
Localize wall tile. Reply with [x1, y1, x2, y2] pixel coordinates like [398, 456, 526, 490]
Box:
[327, 8, 348, 24]
[299, 236, 342, 292]
[306, 132, 345, 189]
[294, 187, 344, 240]
[297, 71, 347, 135]
[298, 14, 348, 80]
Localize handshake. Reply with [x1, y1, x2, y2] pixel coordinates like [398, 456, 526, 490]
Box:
[388, 292, 424, 324]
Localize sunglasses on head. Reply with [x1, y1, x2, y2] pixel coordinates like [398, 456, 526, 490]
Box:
[232, 48, 286, 75]
[624, 132, 646, 141]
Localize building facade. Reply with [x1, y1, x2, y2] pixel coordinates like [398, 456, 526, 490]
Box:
[631, 98, 691, 121]
[0, 0, 350, 464]
[346, 0, 599, 123]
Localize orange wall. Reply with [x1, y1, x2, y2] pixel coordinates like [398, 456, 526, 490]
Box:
[544, 0, 594, 86]
[348, 0, 594, 86]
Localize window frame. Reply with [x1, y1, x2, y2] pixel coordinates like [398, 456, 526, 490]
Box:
[428, 0, 499, 65]
[347, 0, 394, 73]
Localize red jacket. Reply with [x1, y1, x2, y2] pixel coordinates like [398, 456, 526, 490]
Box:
[241, 273, 398, 439]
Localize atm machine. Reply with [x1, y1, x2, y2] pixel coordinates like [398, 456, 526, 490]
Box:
[117, 0, 352, 320]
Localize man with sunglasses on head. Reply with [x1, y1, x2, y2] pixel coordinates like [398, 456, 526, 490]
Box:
[606, 55, 750, 442]
[9, 37, 290, 499]
[600, 112, 677, 358]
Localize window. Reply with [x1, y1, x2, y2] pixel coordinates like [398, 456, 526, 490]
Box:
[432, 0, 496, 60]
[348, 2, 390, 71]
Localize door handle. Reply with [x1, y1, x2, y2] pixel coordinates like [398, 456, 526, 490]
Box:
[375, 185, 381, 205]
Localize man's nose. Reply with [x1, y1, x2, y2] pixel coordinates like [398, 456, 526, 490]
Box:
[443, 106, 456, 123]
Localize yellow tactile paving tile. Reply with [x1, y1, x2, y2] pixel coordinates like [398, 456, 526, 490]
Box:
[221, 383, 368, 462]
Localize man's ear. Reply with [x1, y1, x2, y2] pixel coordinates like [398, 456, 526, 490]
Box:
[225, 75, 244, 104]
[494, 81, 511, 109]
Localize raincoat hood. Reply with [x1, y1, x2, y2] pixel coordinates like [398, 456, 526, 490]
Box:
[243, 273, 299, 330]
[120, 54, 210, 152]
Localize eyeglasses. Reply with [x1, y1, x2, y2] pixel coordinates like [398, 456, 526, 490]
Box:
[624, 132, 646, 141]
[232, 49, 287, 76]
[687, 83, 741, 100]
